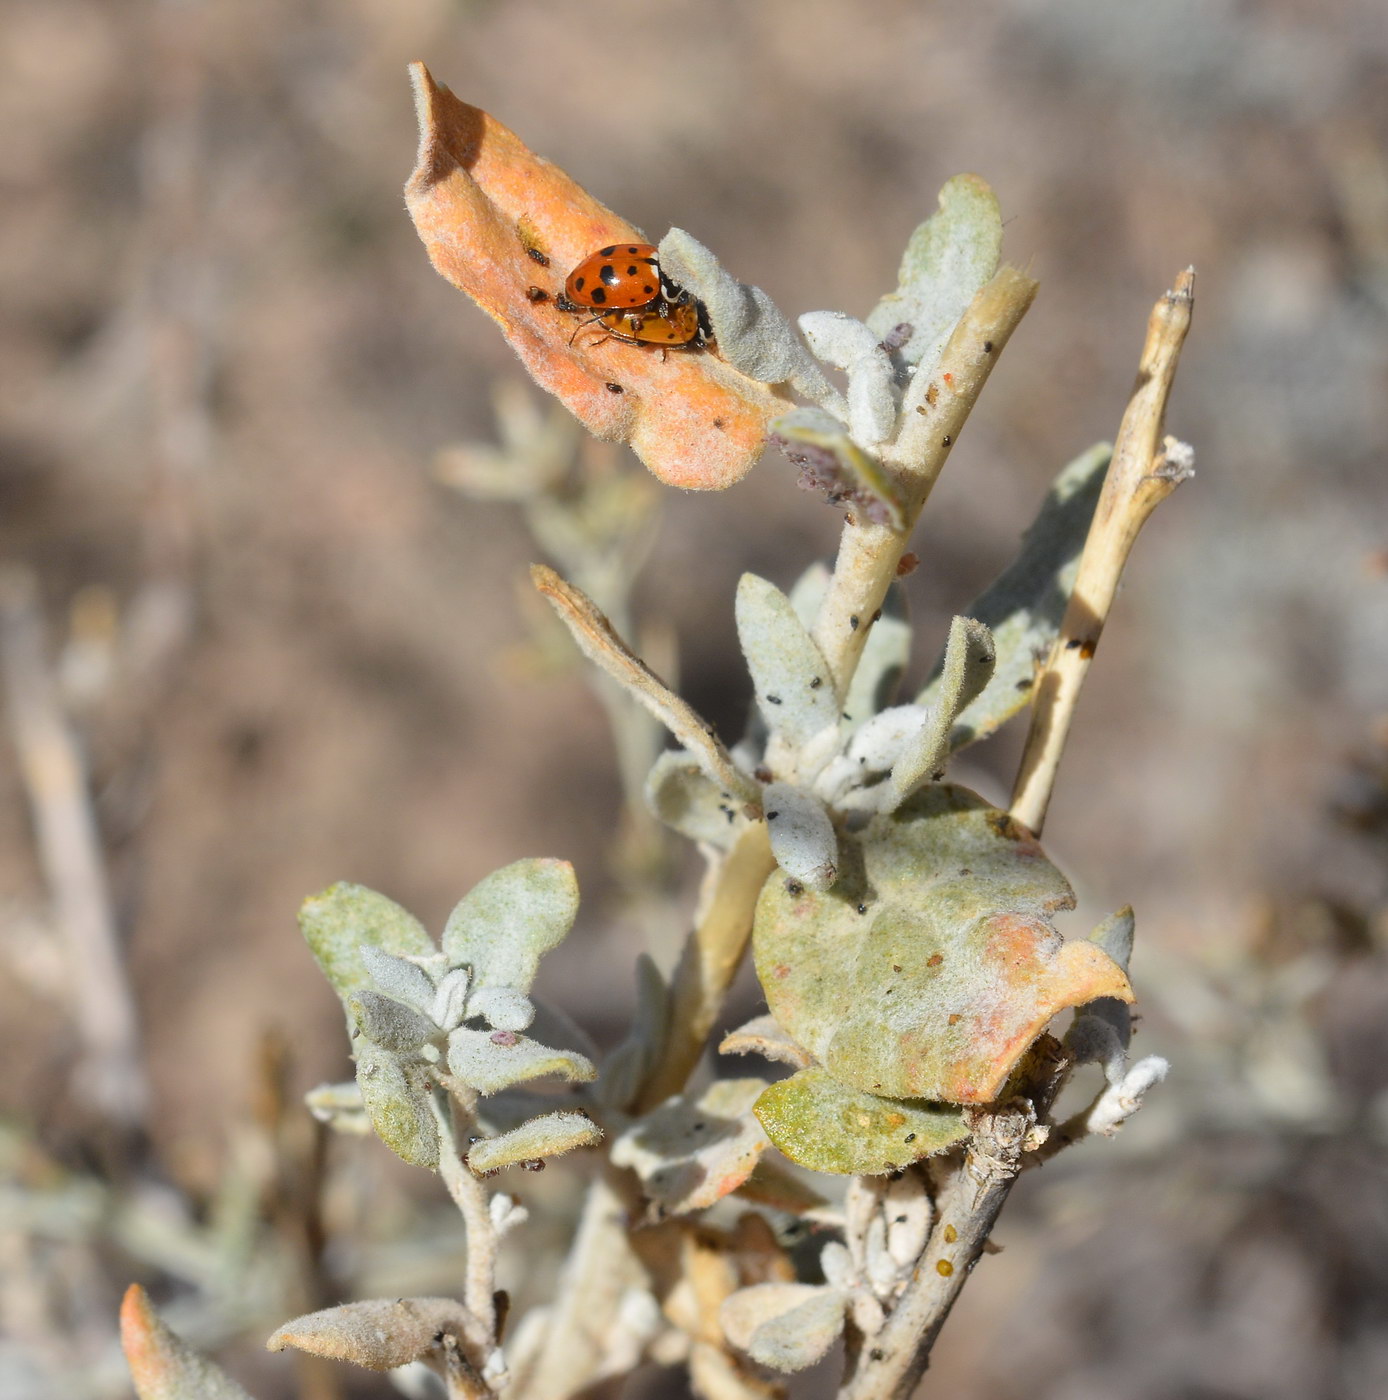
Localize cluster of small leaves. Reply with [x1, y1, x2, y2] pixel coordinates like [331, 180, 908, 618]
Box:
[659, 175, 1002, 521]
[300, 859, 602, 1174]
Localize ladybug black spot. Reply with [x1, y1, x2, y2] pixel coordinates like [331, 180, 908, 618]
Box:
[599, 264, 620, 286]
[574, 276, 586, 291]
[626, 265, 639, 275]
[600, 245, 616, 256]
[643, 284, 655, 297]
[590, 287, 607, 305]
[627, 246, 639, 254]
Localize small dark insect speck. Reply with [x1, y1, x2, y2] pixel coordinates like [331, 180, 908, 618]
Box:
[856, 904, 867, 915]
[522, 1159, 546, 1172]
[766, 694, 783, 705]
[871, 608, 882, 622]
[892, 964, 902, 972]
[810, 676, 823, 688]
[903, 1135, 915, 1145]
[870, 1349, 885, 1362]
[850, 615, 860, 631]
[942, 435, 952, 446]
[712, 417, 726, 430]
[525, 285, 549, 303]
[767, 810, 781, 821]
[691, 1121, 706, 1132]
[527, 246, 549, 266]
[785, 879, 804, 895]
[1066, 637, 1083, 649]
[983, 339, 994, 352]
[605, 382, 623, 393]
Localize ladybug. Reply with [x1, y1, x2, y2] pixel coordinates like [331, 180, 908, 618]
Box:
[581, 298, 711, 351]
[563, 242, 672, 310]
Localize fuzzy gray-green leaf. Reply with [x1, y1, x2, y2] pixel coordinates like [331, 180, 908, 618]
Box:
[866, 174, 1003, 369]
[753, 1067, 968, 1176]
[888, 617, 995, 804]
[646, 749, 745, 848]
[348, 990, 437, 1052]
[736, 573, 839, 746]
[300, 883, 436, 1008]
[442, 858, 578, 991]
[763, 782, 839, 890]
[466, 1110, 602, 1174]
[916, 442, 1112, 748]
[447, 1027, 596, 1095]
[354, 1036, 439, 1170]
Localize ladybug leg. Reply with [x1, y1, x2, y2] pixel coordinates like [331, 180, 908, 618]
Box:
[569, 313, 605, 347]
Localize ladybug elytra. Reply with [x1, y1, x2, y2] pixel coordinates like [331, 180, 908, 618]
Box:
[563, 243, 671, 309]
[556, 242, 712, 352]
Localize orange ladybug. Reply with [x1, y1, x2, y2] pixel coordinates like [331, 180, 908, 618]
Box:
[586, 298, 709, 349]
[563, 243, 667, 309]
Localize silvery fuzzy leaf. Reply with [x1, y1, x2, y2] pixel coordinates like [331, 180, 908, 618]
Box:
[798, 311, 896, 448]
[719, 1283, 846, 1373]
[865, 174, 1003, 370]
[468, 985, 536, 1033]
[121, 1285, 255, 1400]
[267, 1296, 485, 1373]
[819, 1240, 853, 1291]
[489, 1192, 529, 1235]
[916, 443, 1110, 748]
[884, 1172, 932, 1268]
[735, 573, 839, 747]
[300, 882, 435, 1012]
[431, 966, 472, 1033]
[718, 1014, 813, 1069]
[1087, 1055, 1170, 1135]
[769, 405, 905, 530]
[348, 990, 438, 1053]
[646, 749, 745, 849]
[788, 560, 832, 629]
[657, 228, 839, 407]
[466, 1110, 602, 1174]
[600, 954, 669, 1111]
[763, 782, 839, 891]
[612, 1079, 770, 1215]
[446, 1027, 596, 1096]
[846, 705, 934, 774]
[843, 583, 910, 726]
[887, 617, 995, 806]
[1084, 905, 1136, 1046]
[442, 858, 579, 992]
[1066, 1013, 1127, 1083]
[304, 1080, 369, 1133]
[353, 1036, 440, 1170]
[359, 946, 438, 1015]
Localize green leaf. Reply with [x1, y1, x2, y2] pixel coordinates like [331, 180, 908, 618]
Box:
[300, 883, 435, 1008]
[753, 1068, 968, 1176]
[865, 174, 1003, 369]
[917, 443, 1111, 748]
[353, 1036, 439, 1170]
[442, 858, 579, 991]
[466, 1110, 602, 1174]
[736, 572, 840, 747]
[753, 784, 1133, 1103]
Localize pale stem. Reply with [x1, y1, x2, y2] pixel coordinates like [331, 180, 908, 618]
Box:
[431, 1096, 498, 1342]
[811, 267, 1040, 700]
[0, 568, 148, 1129]
[839, 1040, 1069, 1400]
[634, 821, 776, 1113]
[1010, 268, 1196, 834]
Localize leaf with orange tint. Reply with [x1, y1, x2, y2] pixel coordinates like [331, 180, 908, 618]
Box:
[120, 1285, 255, 1399]
[753, 783, 1134, 1105]
[405, 64, 788, 490]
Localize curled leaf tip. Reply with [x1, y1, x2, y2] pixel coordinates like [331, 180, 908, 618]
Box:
[405, 63, 787, 490]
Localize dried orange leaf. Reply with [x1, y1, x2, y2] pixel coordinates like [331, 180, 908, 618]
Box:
[120, 1285, 254, 1400]
[753, 784, 1133, 1103]
[405, 64, 788, 489]
[267, 1296, 486, 1372]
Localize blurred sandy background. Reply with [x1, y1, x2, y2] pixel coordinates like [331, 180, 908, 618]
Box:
[3, 1, 1387, 1397]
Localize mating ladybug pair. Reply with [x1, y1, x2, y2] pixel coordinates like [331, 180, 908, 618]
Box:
[554, 243, 713, 351]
